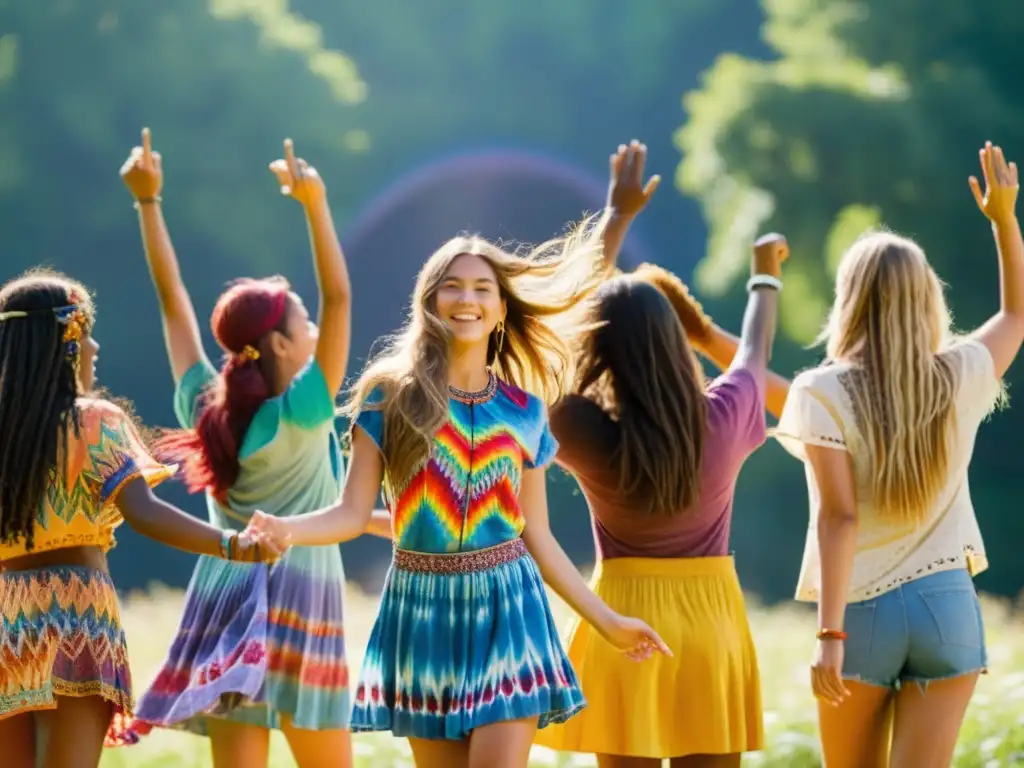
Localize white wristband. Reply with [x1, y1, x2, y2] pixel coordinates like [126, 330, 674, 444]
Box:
[746, 274, 783, 293]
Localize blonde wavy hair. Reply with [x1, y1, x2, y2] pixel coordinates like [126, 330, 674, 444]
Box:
[343, 212, 611, 496]
[821, 230, 963, 523]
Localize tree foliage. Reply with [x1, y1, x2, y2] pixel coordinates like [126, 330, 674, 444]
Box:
[677, 0, 1024, 594]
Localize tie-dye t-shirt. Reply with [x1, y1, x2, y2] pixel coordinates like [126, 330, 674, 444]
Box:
[354, 379, 558, 554]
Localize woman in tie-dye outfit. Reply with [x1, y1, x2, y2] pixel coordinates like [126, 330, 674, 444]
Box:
[114, 131, 362, 768]
[249, 141, 670, 767]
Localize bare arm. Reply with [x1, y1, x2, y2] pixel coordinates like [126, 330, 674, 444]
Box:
[121, 129, 207, 382]
[518, 468, 671, 657]
[254, 427, 383, 547]
[968, 143, 1024, 379]
[518, 468, 618, 634]
[364, 509, 394, 540]
[807, 444, 859, 638]
[600, 141, 661, 272]
[270, 140, 352, 396]
[697, 325, 791, 419]
[115, 478, 273, 562]
[730, 234, 786, 378]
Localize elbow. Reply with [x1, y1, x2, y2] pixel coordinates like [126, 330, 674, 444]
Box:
[817, 507, 858, 538]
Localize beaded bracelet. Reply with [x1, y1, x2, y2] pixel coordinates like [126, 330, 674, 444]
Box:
[816, 628, 847, 641]
[133, 196, 163, 210]
[746, 274, 783, 293]
[219, 530, 236, 561]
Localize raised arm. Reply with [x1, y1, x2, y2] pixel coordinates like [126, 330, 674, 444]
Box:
[269, 139, 352, 396]
[120, 128, 208, 382]
[967, 141, 1024, 379]
[518, 467, 669, 661]
[246, 426, 383, 547]
[633, 257, 791, 419]
[728, 234, 787, 379]
[115, 477, 279, 563]
[601, 141, 661, 271]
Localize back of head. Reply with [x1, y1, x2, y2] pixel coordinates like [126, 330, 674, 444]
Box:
[0, 269, 94, 549]
[574, 275, 708, 513]
[158, 277, 291, 500]
[821, 230, 958, 522]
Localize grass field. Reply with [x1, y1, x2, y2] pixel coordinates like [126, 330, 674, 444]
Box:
[99, 580, 1024, 768]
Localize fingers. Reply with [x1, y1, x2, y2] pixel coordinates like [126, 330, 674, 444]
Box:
[645, 628, 672, 658]
[284, 138, 299, 180]
[643, 174, 661, 199]
[980, 142, 994, 189]
[968, 176, 985, 209]
[268, 159, 293, 195]
[630, 139, 645, 186]
[811, 666, 849, 707]
[1011, 161, 1020, 187]
[142, 127, 153, 166]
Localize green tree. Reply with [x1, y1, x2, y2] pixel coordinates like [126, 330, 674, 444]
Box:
[0, 0, 365, 278]
[677, 0, 1024, 596]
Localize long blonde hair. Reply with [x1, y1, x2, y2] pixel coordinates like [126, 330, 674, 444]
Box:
[820, 230, 961, 523]
[343, 212, 611, 495]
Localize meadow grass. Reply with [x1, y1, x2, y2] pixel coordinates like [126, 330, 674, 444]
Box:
[100, 581, 1024, 768]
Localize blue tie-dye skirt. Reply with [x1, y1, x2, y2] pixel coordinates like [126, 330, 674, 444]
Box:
[351, 537, 585, 739]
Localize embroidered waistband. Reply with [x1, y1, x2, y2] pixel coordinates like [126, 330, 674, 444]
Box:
[393, 538, 527, 574]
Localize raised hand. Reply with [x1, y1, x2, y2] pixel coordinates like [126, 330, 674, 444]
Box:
[269, 138, 326, 208]
[970, 141, 1019, 225]
[607, 140, 661, 219]
[752, 232, 789, 278]
[120, 127, 163, 201]
[603, 614, 673, 662]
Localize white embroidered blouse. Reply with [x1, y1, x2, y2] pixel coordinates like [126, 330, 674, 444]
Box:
[773, 339, 1002, 604]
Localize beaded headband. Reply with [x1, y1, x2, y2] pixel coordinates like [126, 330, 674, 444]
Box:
[0, 291, 90, 363]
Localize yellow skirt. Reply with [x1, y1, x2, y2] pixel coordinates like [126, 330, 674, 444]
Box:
[534, 555, 763, 759]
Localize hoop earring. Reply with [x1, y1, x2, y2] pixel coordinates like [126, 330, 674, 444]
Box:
[495, 320, 506, 354]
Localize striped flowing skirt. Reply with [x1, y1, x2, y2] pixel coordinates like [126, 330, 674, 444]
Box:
[116, 544, 349, 741]
[0, 565, 133, 746]
[352, 538, 585, 739]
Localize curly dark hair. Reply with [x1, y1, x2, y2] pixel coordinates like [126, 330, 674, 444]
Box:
[0, 269, 94, 551]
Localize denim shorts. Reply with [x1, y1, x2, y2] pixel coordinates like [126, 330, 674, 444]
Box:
[838, 568, 987, 690]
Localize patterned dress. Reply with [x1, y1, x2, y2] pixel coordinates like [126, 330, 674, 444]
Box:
[0, 398, 174, 744]
[122, 358, 350, 739]
[350, 374, 584, 739]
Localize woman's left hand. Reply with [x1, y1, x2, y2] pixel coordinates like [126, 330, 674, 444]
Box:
[811, 638, 849, 706]
[602, 614, 673, 662]
[607, 140, 661, 219]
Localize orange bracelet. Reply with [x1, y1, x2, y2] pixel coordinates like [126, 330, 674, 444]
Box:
[816, 628, 847, 641]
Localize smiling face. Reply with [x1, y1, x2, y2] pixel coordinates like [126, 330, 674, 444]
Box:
[433, 253, 505, 350]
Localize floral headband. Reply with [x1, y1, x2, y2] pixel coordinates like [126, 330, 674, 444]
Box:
[0, 290, 91, 363]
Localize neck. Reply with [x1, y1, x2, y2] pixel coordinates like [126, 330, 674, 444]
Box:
[448, 343, 491, 392]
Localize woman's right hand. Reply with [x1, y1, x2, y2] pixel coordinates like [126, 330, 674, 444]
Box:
[752, 232, 789, 278]
[119, 127, 163, 201]
[970, 141, 1019, 225]
[269, 138, 326, 208]
[232, 529, 288, 564]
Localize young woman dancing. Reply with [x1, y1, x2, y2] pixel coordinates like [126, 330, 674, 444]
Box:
[534, 144, 787, 768]
[0, 271, 279, 768]
[246, 145, 670, 768]
[116, 130, 357, 768]
[772, 141, 1023, 767]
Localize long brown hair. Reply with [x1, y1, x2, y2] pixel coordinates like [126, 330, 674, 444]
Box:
[820, 230, 975, 522]
[572, 273, 708, 513]
[342, 212, 611, 497]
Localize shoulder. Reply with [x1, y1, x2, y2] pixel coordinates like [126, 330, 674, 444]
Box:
[77, 396, 130, 429]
